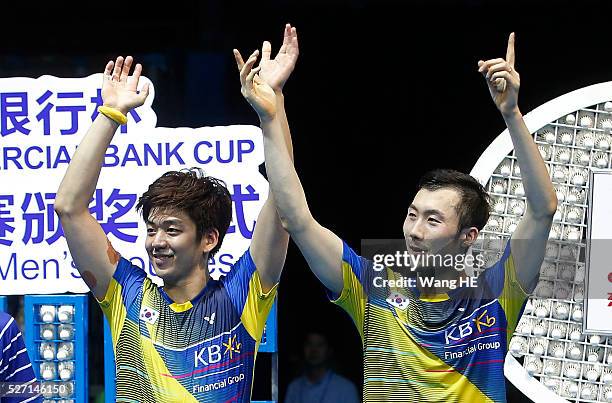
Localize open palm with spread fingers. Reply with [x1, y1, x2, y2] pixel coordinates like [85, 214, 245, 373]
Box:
[234, 49, 277, 120]
[257, 24, 299, 91]
[101, 55, 150, 115]
[478, 33, 519, 116]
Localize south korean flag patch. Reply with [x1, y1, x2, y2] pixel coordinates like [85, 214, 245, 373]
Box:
[386, 292, 409, 310]
[139, 306, 160, 324]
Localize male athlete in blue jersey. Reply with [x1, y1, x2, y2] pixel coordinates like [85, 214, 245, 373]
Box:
[237, 32, 557, 402]
[55, 26, 298, 402]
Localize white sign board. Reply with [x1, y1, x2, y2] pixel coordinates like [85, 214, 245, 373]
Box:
[0, 74, 268, 294]
[584, 169, 612, 334]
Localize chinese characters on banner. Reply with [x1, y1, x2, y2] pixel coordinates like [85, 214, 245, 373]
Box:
[0, 74, 268, 294]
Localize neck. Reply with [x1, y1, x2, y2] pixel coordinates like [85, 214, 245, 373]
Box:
[306, 366, 328, 383]
[163, 263, 210, 303]
[416, 259, 469, 297]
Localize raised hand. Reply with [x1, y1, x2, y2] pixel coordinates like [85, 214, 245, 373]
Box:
[258, 24, 299, 92]
[101, 56, 150, 115]
[234, 49, 277, 121]
[478, 33, 519, 116]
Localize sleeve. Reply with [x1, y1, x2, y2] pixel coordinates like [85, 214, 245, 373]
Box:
[96, 257, 146, 344]
[0, 316, 42, 402]
[222, 249, 278, 343]
[325, 241, 372, 341]
[481, 237, 529, 348]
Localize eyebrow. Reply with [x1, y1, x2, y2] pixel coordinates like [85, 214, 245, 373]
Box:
[409, 204, 446, 219]
[146, 218, 184, 226]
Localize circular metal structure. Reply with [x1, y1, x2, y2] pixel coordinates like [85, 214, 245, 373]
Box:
[471, 82, 612, 402]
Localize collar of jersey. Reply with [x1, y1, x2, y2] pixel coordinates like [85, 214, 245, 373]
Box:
[418, 293, 450, 302]
[160, 278, 219, 312]
[409, 279, 465, 302]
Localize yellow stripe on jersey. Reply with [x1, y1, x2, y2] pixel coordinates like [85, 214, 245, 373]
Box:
[140, 326, 198, 402]
[331, 262, 367, 341]
[98, 277, 126, 352]
[364, 303, 493, 403]
[237, 270, 278, 403]
[498, 252, 528, 348]
[240, 270, 278, 344]
[101, 278, 196, 401]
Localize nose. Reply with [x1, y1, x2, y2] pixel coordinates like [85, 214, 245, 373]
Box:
[151, 230, 168, 249]
[408, 218, 425, 241]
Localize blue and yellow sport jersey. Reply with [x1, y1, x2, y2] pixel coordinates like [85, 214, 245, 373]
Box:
[329, 240, 528, 403]
[99, 250, 276, 403]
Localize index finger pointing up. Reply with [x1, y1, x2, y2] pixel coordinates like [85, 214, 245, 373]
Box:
[506, 32, 515, 68]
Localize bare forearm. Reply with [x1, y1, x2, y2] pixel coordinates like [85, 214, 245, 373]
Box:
[55, 115, 119, 213]
[261, 117, 312, 232]
[275, 92, 294, 159]
[503, 109, 557, 216]
[250, 96, 294, 289]
[256, 93, 294, 231]
[260, 113, 344, 294]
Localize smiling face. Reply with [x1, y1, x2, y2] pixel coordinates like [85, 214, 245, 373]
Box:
[403, 188, 475, 269]
[145, 208, 217, 285]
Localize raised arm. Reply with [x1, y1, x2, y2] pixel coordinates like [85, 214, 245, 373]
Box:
[54, 56, 149, 300]
[232, 25, 297, 293]
[235, 25, 344, 294]
[478, 33, 557, 293]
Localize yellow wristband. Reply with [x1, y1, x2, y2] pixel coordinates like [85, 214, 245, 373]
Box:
[97, 106, 128, 125]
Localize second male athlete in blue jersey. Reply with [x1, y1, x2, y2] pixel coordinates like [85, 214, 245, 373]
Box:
[55, 26, 299, 402]
[237, 31, 558, 402]
[329, 225, 528, 401]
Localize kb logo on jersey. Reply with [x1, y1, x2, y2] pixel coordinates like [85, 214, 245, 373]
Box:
[444, 309, 497, 344]
[474, 310, 496, 332]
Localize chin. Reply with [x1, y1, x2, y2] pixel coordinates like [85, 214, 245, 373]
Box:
[157, 271, 181, 288]
[151, 264, 174, 279]
[415, 266, 435, 274]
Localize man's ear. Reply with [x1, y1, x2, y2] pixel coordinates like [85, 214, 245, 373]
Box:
[460, 226, 479, 247]
[201, 228, 219, 253]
